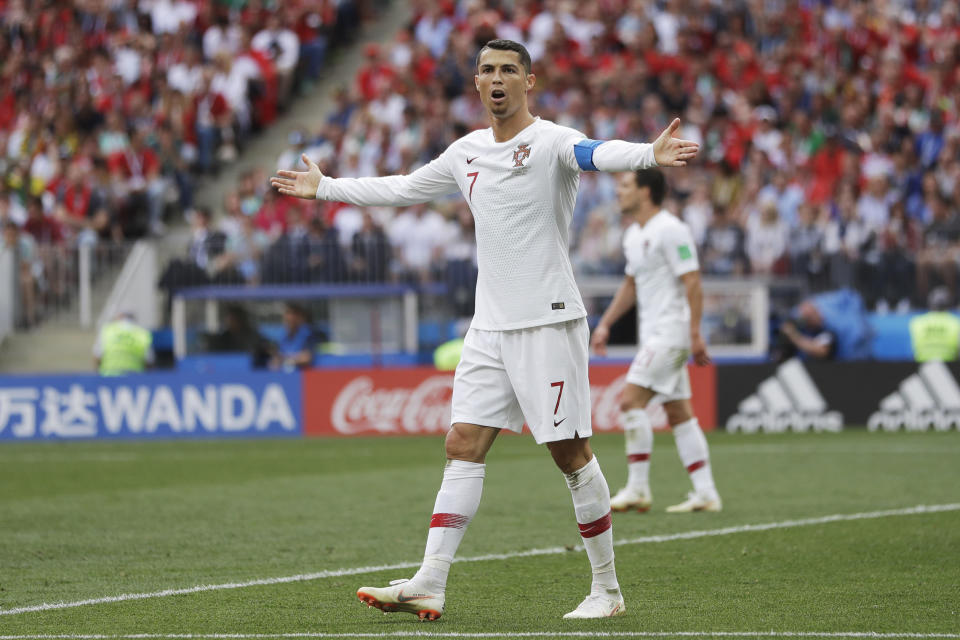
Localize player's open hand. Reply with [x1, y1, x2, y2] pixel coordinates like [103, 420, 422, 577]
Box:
[590, 324, 610, 357]
[653, 118, 700, 167]
[691, 333, 711, 366]
[271, 153, 324, 199]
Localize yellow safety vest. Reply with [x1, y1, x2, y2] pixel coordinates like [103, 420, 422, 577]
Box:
[909, 312, 960, 362]
[99, 321, 152, 376]
[433, 338, 464, 371]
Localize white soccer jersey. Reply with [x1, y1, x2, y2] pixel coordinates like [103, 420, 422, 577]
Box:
[623, 210, 699, 346]
[317, 118, 656, 330]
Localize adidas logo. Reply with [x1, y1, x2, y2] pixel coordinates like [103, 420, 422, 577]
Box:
[867, 361, 960, 432]
[726, 358, 844, 433]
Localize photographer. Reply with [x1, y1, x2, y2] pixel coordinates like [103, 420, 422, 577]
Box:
[775, 301, 838, 362]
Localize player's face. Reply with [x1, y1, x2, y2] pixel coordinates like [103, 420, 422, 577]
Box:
[616, 173, 644, 214]
[475, 49, 535, 120]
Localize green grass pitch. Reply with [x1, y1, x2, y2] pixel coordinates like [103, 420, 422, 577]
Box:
[1, 430, 958, 637]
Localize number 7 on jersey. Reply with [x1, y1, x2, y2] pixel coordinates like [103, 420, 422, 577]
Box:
[467, 171, 478, 201]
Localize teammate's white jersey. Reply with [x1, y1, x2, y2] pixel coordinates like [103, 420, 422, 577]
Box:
[623, 210, 699, 346]
[316, 117, 655, 331]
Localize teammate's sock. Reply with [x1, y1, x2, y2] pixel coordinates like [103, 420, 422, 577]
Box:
[564, 456, 620, 595]
[672, 418, 718, 498]
[411, 460, 485, 594]
[622, 408, 653, 490]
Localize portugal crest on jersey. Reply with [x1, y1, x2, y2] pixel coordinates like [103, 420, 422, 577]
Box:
[512, 144, 531, 167]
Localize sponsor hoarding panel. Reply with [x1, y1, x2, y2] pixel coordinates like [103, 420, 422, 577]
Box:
[0, 372, 302, 441]
[302, 364, 716, 437]
[718, 358, 960, 432]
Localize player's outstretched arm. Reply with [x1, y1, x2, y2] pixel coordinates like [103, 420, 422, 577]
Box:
[573, 118, 698, 173]
[652, 118, 700, 167]
[272, 152, 459, 207]
[271, 153, 324, 200]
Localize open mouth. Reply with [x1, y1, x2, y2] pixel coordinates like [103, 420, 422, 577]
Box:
[491, 89, 506, 103]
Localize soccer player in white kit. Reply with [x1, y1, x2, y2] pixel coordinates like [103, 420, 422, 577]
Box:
[590, 170, 722, 514]
[272, 40, 699, 620]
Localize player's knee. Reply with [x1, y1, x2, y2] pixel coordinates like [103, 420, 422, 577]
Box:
[665, 402, 693, 426]
[444, 426, 485, 462]
[547, 439, 592, 474]
[620, 397, 646, 413]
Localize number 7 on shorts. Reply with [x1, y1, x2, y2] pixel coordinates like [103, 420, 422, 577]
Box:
[551, 380, 564, 415]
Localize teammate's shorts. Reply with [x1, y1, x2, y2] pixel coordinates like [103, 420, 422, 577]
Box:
[451, 318, 592, 444]
[625, 341, 691, 403]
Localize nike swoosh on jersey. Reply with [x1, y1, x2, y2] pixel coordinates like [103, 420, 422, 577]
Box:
[554, 418, 566, 427]
[466, 156, 478, 164]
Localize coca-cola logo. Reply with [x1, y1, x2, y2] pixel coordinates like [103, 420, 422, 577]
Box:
[591, 374, 626, 431]
[331, 376, 453, 435]
[590, 373, 668, 431]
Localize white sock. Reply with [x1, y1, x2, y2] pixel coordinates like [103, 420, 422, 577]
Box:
[563, 456, 619, 595]
[411, 459, 485, 594]
[672, 418, 718, 498]
[622, 408, 652, 490]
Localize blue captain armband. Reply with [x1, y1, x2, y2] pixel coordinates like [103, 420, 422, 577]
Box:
[574, 139, 604, 171]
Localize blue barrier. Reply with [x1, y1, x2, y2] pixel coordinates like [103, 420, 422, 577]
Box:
[0, 371, 302, 441]
[869, 314, 918, 361]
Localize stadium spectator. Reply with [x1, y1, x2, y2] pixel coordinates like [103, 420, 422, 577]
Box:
[306, 216, 348, 283]
[22, 197, 62, 246]
[219, 212, 269, 286]
[388, 202, 447, 284]
[262, 206, 311, 284]
[252, 13, 300, 107]
[204, 304, 264, 355]
[789, 203, 828, 286]
[745, 198, 788, 275]
[1, 219, 38, 327]
[441, 203, 478, 317]
[350, 210, 390, 282]
[915, 192, 960, 307]
[158, 207, 228, 317]
[267, 302, 316, 371]
[701, 206, 748, 276]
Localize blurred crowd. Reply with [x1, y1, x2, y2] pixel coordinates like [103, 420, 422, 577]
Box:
[202, 0, 960, 314]
[0, 0, 363, 326]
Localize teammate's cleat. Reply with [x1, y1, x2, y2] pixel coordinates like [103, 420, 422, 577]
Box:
[610, 485, 652, 512]
[665, 491, 722, 513]
[563, 592, 626, 619]
[356, 579, 444, 621]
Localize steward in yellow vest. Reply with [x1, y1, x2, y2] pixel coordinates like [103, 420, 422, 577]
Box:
[910, 311, 960, 362]
[95, 313, 154, 375]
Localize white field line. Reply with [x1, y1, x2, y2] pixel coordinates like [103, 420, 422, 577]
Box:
[1, 632, 960, 639]
[1, 503, 957, 618]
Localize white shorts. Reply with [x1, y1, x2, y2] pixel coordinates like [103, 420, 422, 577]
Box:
[625, 342, 691, 403]
[451, 318, 592, 444]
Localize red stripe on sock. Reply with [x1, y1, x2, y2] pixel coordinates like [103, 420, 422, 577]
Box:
[430, 513, 470, 529]
[577, 511, 612, 538]
[627, 453, 650, 463]
[686, 460, 706, 473]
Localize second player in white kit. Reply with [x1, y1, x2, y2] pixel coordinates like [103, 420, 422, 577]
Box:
[591, 170, 722, 514]
[272, 40, 700, 621]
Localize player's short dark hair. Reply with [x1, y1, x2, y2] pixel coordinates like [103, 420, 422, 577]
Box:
[476, 39, 532, 74]
[633, 169, 667, 205]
